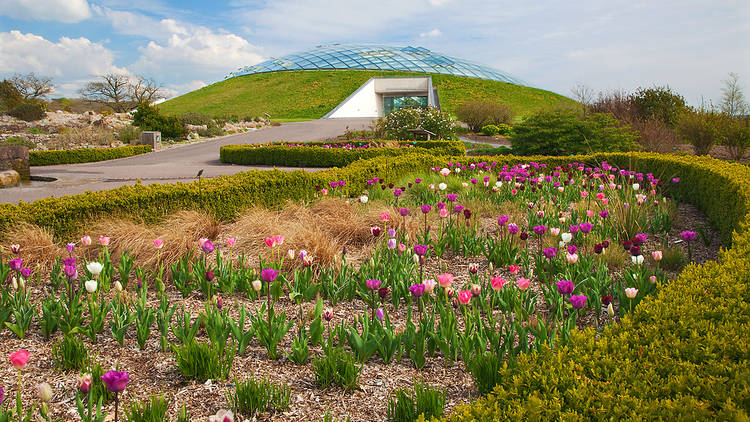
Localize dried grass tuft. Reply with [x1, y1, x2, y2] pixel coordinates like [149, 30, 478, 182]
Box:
[0, 222, 62, 273]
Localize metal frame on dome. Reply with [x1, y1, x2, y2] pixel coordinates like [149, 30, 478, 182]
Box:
[227, 44, 526, 86]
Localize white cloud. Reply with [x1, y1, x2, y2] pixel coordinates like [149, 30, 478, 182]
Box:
[420, 28, 442, 38]
[0, 30, 128, 96]
[162, 80, 208, 99]
[0, 0, 91, 23]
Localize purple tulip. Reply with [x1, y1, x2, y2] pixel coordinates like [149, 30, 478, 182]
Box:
[387, 228, 396, 237]
[446, 194, 458, 202]
[378, 287, 389, 299]
[542, 247, 558, 259]
[635, 233, 648, 244]
[579, 222, 594, 234]
[201, 240, 215, 254]
[437, 202, 446, 210]
[9, 258, 23, 271]
[260, 268, 279, 283]
[569, 224, 579, 234]
[0, 386, 4, 406]
[497, 215, 509, 226]
[66, 243, 76, 253]
[376, 308, 385, 321]
[570, 295, 588, 309]
[62, 257, 76, 267]
[567, 245, 578, 255]
[413, 244, 428, 256]
[599, 210, 609, 219]
[387, 238, 397, 249]
[453, 204, 464, 214]
[409, 283, 425, 298]
[507, 224, 519, 235]
[533, 225, 547, 236]
[20, 268, 31, 278]
[681, 231, 696, 242]
[366, 279, 382, 290]
[393, 189, 402, 197]
[672, 177, 680, 183]
[205, 270, 215, 281]
[100, 370, 130, 393]
[420, 205, 432, 214]
[64, 265, 77, 279]
[556, 279, 575, 295]
[398, 208, 409, 217]
[414, 178, 422, 184]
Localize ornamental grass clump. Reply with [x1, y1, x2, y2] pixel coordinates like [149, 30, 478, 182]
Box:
[386, 379, 446, 422]
[229, 376, 290, 418]
[125, 394, 168, 422]
[172, 340, 234, 382]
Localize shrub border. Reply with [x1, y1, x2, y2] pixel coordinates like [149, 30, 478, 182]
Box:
[29, 145, 152, 166]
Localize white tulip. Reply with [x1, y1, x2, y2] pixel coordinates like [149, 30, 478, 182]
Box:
[360, 195, 368, 203]
[561, 233, 572, 243]
[632, 183, 640, 191]
[438, 183, 447, 191]
[631, 255, 644, 265]
[607, 302, 614, 317]
[115, 281, 123, 291]
[252, 279, 262, 292]
[85, 280, 98, 293]
[495, 181, 503, 188]
[86, 262, 103, 276]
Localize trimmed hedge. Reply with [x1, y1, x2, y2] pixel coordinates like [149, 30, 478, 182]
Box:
[443, 153, 750, 421]
[29, 145, 152, 166]
[219, 140, 465, 167]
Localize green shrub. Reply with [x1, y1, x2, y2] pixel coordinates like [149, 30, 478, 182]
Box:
[1, 136, 35, 149]
[125, 394, 168, 422]
[467, 352, 504, 395]
[29, 145, 151, 166]
[132, 104, 184, 140]
[52, 334, 89, 371]
[467, 146, 512, 156]
[7, 101, 46, 122]
[661, 246, 686, 271]
[630, 86, 687, 128]
[496, 123, 513, 136]
[677, 110, 722, 155]
[220, 140, 464, 167]
[387, 380, 445, 422]
[117, 125, 142, 144]
[721, 116, 750, 161]
[377, 107, 456, 140]
[172, 340, 234, 382]
[0, 80, 23, 111]
[229, 376, 291, 417]
[456, 102, 514, 132]
[28, 127, 47, 135]
[313, 346, 361, 390]
[480, 124, 499, 136]
[509, 110, 637, 156]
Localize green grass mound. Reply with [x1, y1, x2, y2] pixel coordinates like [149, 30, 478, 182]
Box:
[157, 70, 575, 121]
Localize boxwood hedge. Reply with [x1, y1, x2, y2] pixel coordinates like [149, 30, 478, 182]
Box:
[219, 140, 465, 167]
[29, 145, 152, 166]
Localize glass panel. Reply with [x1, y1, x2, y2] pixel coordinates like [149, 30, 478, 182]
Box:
[384, 96, 428, 114]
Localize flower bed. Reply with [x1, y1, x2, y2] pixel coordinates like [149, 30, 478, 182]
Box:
[219, 140, 465, 167]
[0, 153, 748, 420]
[29, 145, 153, 166]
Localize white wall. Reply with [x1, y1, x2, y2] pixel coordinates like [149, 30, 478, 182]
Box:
[326, 78, 380, 118]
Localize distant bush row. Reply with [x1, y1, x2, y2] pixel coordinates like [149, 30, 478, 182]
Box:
[29, 145, 152, 166]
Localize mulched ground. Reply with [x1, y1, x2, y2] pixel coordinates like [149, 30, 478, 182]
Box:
[0, 203, 721, 422]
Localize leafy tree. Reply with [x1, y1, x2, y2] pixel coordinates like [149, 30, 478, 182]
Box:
[509, 110, 637, 156]
[132, 104, 184, 140]
[0, 79, 24, 111]
[630, 86, 686, 128]
[376, 107, 455, 140]
[455, 102, 514, 132]
[720, 115, 750, 160]
[676, 109, 721, 156]
[9, 72, 54, 99]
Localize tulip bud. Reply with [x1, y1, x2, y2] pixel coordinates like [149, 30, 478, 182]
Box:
[322, 308, 333, 322]
[115, 281, 123, 291]
[85, 280, 98, 294]
[287, 249, 295, 260]
[252, 279, 262, 292]
[79, 374, 92, 393]
[607, 302, 614, 317]
[37, 383, 53, 403]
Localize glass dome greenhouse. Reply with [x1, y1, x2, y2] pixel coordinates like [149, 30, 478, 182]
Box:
[227, 44, 526, 85]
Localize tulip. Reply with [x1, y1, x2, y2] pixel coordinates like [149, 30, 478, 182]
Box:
[550, 227, 560, 236]
[9, 349, 30, 369]
[153, 239, 164, 249]
[20, 267, 31, 278]
[360, 195, 369, 204]
[556, 279, 574, 295]
[376, 308, 385, 321]
[378, 287, 389, 299]
[9, 258, 23, 271]
[198, 238, 208, 247]
[569, 295, 587, 309]
[225, 237, 236, 248]
[387, 238, 397, 249]
[85, 280, 98, 293]
[37, 382, 53, 403]
[79, 373, 92, 393]
[649, 275, 657, 284]
[439, 208, 449, 218]
[260, 268, 279, 283]
[397, 243, 406, 253]
[409, 283, 425, 298]
[201, 240, 215, 254]
[87, 261, 104, 276]
[0, 386, 5, 405]
[490, 276, 505, 291]
[542, 247, 557, 260]
[508, 265, 519, 274]
[273, 234, 285, 246]
[205, 270, 215, 281]
[10, 244, 21, 254]
[625, 287, 638, 299]
[516, 278, 530, 291]
[380, 213, 390, 222]
[251, 279, 262, 292]
[566, 253, 579, 264]
[66, 243, 76, 253]
[320, 188, 328, 195]
[210, 410, 235, 422]
[370, 226, 381, 237]
[631, 255, 644, 265]
[101, 370, 129, 393]
[436, 273, 454, 288]
[99, 236, 110, 246]
[470, 283, 481, 296]
[366, 279, 382, 290]
[560, 232, 572, 243]
[322, 308, 333, 322]
[468, 263, 479, 274]
[532, 225, 547, 236]
[420, 205, 431, 214]
[81, 235, 92, 246]
[681, 231, 696, 242]
[440, 168, 450, 176]
[457, 290, 472, 305]
[438, 183, 447, 190]
[579, 223, 593, 233]
[413, 244, 428, 256]
[607, 302, 615, 317]
[115, 281, 123, 291]
[423, 279, 437, 294]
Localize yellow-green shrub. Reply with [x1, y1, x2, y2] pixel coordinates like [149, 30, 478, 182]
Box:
[29, 145, 152, 166]
[219, 140, 464, 167]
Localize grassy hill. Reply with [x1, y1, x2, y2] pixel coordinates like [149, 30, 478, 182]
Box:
[158, 70, 576, 121]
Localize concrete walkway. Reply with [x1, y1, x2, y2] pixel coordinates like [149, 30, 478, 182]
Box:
[0, 118, 373, 204]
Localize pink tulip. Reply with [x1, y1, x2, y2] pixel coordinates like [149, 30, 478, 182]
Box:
[264, 237, 275, 247]
[9, 349, 30, 369]
[380, 213, 390, 222]
[457, 289, 472, 305]
[652, 250, 662, 261]
[423, 279, 437, 294]
[198, 238, 208, 247]
[580, 191, 588, 198]
[508, 265, 519, 274]
[471, 283, 481, 296]
[439, 208, 449, 218]
[586, 210, 594, 217]
[321, 188, 328, 195]
[153, 239, 164, 249]
[596, 192, 605, 200]
[273, 234, 284, 246]
[602, 198, 609, 205]
[99, 236, 110, 246]
[79, 374, 92, 393]
[80, 235, 92, 246]
[436, 273, 454, 288]
[649, 275, 657, 284]
[445, 287, 455, 297]
[490, 276, 505, 291]
[566, 253, 579, 264]
[225, 237, 237, 247]
[398, 243, 406, 253]
[516, 278, 530, 291]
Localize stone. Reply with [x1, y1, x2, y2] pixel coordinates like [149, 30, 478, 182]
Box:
[0, 170, 20, 186]
[0, 146, 30, 180]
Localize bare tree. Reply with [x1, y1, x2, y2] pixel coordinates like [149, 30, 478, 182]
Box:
[130, 76, 166, 105]
[79, 73, 133, 112]
[10, 72, 54, 99]
[571, 83, 595, 115]
[720, 72, 747, 116]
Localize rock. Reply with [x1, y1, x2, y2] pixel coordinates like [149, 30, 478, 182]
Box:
[0, 170, 20, 186]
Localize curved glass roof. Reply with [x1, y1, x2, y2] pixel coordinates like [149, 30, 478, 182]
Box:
[227, 44, 527, 86]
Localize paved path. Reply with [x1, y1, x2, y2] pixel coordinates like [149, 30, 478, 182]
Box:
[0, 118, 373, 204]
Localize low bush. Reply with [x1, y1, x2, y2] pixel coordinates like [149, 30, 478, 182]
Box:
[179, 112, 213, 126]
[29, 145, 152, 166]
[387, 380, 445, 422]
[480, 124, 499, 136]
[50, 126, 115, 149]
[677, 110, 722, 155]
[466, 146, 513, 156]
[220, 140, 464, 167]
[125, 394, 168, 422]
[313, 346, 361, 390]
[496, 123, 513, 136]
[510, 110, 637, 156]
[0, 136, 35, 149]
[456, 102, 514, 132]
[375, 107, 456, 140]
[132, 104, 184, 140]
[172, 340, 234, 382]
[7, 101, 46, 121]
[117, 125, 142, 144]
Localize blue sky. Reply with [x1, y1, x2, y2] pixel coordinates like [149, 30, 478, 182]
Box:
[1, 0, 748, 106]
